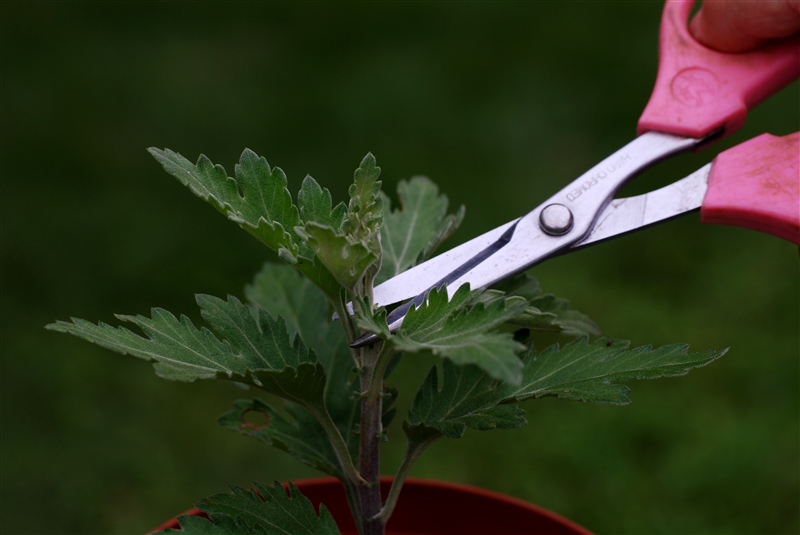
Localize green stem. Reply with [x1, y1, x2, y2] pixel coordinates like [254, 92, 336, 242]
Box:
[356, 341, 385, 534]
[333, 292, 358, 344]
[372, 431, 442, 524]
[307, 404, 366, 486]
[365, 341, 395, 404]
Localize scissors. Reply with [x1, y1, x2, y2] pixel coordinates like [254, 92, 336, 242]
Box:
[351, 0, 800, 348]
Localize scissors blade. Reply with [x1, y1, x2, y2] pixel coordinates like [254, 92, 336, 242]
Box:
[571, 163, 710, 249]
[349, 133, 704, 347]
[369, 132, 700, 309]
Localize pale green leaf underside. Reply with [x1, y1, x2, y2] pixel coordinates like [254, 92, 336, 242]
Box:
[407, 337, 726, 439]
[161, 481, 340, 534]
[303, 223, 379, 291]
[394, 285, 529, 384]
[344, 153, 382, 248]
[148, 147, 307, 260]
[148, 148, 367, 301]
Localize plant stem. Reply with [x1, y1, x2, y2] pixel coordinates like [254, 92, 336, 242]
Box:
[372, 430, 442, 524]
[307, 405, 366, 486]
[366, 342, 396, 405]
[356, 344, 385, 535]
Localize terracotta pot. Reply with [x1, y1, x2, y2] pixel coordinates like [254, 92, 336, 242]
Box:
[149, 476, 593, 535]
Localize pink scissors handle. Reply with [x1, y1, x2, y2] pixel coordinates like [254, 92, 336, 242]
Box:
[702, 132, 800, 244]
[638, 0, 800, 140]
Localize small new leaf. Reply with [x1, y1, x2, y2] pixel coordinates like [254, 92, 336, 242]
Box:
[298, 175, 347, 231]
[161, 481, 341, 534]
[393, 285, 529, 385]
[302, 223, 379, 291]
[378, 177, 464, 284]
[344, 153, 383, 249]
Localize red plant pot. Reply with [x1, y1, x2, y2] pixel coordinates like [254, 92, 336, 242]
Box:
[149, 476, 593, 535]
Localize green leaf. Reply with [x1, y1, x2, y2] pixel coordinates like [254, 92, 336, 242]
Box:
[344, 153, 383, 249]
[47, 295, 327, 408]
[406, 361, 526, 439]
[504, 337, 727, 405]
[148, 148, 305, 260]
[219, 398, 347, 479]
[244, 263, 360, 465]
[163, 481, 341, 534]
[405, 337, 727, 439]
[297, 175, 347, 231]
[378, 176, 464, 284]
[302, 223, 379, 291]
[489, 274, 600, 337]
[353, 296, 391, 341]
[393, 285, 529, 385]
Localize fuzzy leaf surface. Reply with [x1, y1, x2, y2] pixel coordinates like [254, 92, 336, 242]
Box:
[297, 175, 347, 231]
[377, 177, 464, 284]
[393, 285, 529, 384]
[302, 223, 379, 291]
[406, 337, 726, 439]
[148, 148, 306, 259]
[344, 153, 382, 248]
[161, 481, 341, 534]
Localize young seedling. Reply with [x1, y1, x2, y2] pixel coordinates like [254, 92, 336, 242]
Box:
[48, 148, 726, 535]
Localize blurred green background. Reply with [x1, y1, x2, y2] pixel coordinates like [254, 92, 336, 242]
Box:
[2, 2, 797, 534]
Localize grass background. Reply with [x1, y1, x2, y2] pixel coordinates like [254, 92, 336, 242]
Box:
[2, 2, 797, 533]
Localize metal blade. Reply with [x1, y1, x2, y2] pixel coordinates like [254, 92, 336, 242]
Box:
[349, 133, 704, 347]
[369, 131, 700, 309]
[571, 163, 710, 249]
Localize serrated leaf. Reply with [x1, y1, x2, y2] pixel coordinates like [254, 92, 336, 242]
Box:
[405, 337, 727, 439]
[164, 481, 341, 535]
[377, 177, 464, 284]
[504, 337, 727, 404]
[298, 175, 347, 231]
[47, 295, 328, 409]
[302, 222, 379, 291]
[416, 205, 465, 265]
[353, 296, 391, 340]
[158, 513, 246, 534]
[344, 153, 382, 249]
[219, 398, 346, 479]
[244, 263, 360, 465]
[148, 148, 306, 258]
[392, 285, 529, 384]
[489, 274, 600, 337]
[406, 361, 527, 439]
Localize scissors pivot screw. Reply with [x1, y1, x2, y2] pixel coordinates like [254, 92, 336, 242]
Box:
[539, 203, 574, 235]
